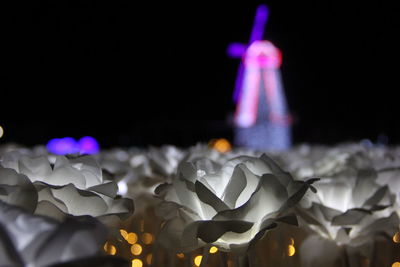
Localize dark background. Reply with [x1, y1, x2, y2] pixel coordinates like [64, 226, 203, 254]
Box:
[1, 1, 399, 148]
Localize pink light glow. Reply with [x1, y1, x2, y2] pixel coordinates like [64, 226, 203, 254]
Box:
[234, 41, 290, 128]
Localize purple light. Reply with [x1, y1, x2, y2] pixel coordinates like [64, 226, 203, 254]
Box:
[78, 136, 100, 154]
[227, 4, 270, 103]
[47, 136, 100, 155]
[234, 41, 292, 151]
[227, 43, 247, 58]
[47, 137, 79, 155]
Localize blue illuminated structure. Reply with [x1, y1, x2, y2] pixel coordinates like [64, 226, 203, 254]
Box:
[47, 136, 100, 155]
[228, 5, 292, 151]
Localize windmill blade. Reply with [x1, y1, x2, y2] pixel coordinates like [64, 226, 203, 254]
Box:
[233, 62, 245, 102]
[227, 43, 247, 58]
[249, 4, 269, 43]
[233, 4, 269, 103]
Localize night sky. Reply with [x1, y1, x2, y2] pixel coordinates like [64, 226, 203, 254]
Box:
[1, 1, 399, 147]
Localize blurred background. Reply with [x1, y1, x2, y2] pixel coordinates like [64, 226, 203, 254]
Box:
[1, 1, 399, 148]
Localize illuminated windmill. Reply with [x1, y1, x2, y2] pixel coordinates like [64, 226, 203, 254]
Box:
[227, 4, 292, 151]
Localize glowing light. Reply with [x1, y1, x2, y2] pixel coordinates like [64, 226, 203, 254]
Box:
[194, 255, 203, 266]
[209, 246, 218, 254]
[0, 125, 3, 138]
[47, 137, 78, 155]
[46, 136, 99, 155]
[176, 253, 185, 259]
[78, 136, 100, 154]
[117, 181, 128, 195]
[393, 232, 400, 243]
[126, 233, 138, 244]
[146, 254, 153, 265]
[392, 262, 400, 267]
[131, 244, 143, 255]
[141, 233, 154, 245]
[140, 219, 145, 232]
[227, 4, 270, 102]
[287, 245, 295, 256]
[228, 5, 292, 151]
[120, 229, 128, 239]
[210, 138, 232, 153]
[234, 40, 292, 151]
[131, 259, 143, 267]
[103, 242, 116, 255]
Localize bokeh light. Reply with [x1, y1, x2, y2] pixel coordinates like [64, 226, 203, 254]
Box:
[141, 232, 154, 245]
[126, 232, 138, 244]
[392, 262, 400, 267]
[131, 243, 143, 255]
[287, 244, 295, 256]
[0, 125, 3, 138]
[120, 229, 128, 239]
[194, 255, 203, 266]
[209, 138, 232, 153]
[176, 253, 185, 259]
[209, 246, 218, 254]
[103, 242, 116, 255]
[131, 259, 143, 267]
[146, 254, 153, 265]
[393, 232, 400, 243]
[78, 136, 100, 154]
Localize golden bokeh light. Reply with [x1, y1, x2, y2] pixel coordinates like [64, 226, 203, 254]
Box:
[146, 254, 153, 265]
[131, 244, 143, 255]
[209, 246, 218, 254]
[392, 262, 400, 267]
[126, 233, 138, 244]
[140, 219, 145, 232]
[0, 125, 3, 138]
[393, 232, 400, 243]
[209, 138, 232, 153]
[120, 229, 128, 239]
[176, 253, 185, 258]
[103, 242, 116, 255]
[141, 232, 154, 245]
[194, 255, 203, 266]
[287, 244, 296, 257]
[131, 259, 143, 267]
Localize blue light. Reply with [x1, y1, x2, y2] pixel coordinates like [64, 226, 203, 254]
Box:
[47, 136, 100, 155]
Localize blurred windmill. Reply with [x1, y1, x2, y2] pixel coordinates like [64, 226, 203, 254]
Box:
[227, 4, 292, 151]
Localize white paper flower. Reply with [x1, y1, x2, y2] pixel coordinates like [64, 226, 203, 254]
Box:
[0, 167, 38, 213]
[0, 152, 134, 223]
[0, 200, 108, 267]
[147, 145, 185, 177]
[299, 168, 397, 244]
[155, 154, 317, 253]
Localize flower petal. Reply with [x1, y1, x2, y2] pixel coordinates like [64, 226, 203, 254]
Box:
[49, 184, 108, 217]
[213, 174, 288, 223]
[195, 181, 230, 212]
[331, 208, 370, 225]
[260, 154, 293, 186]
[221, 166, 247, 209]
[0, 167, 38, 213]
